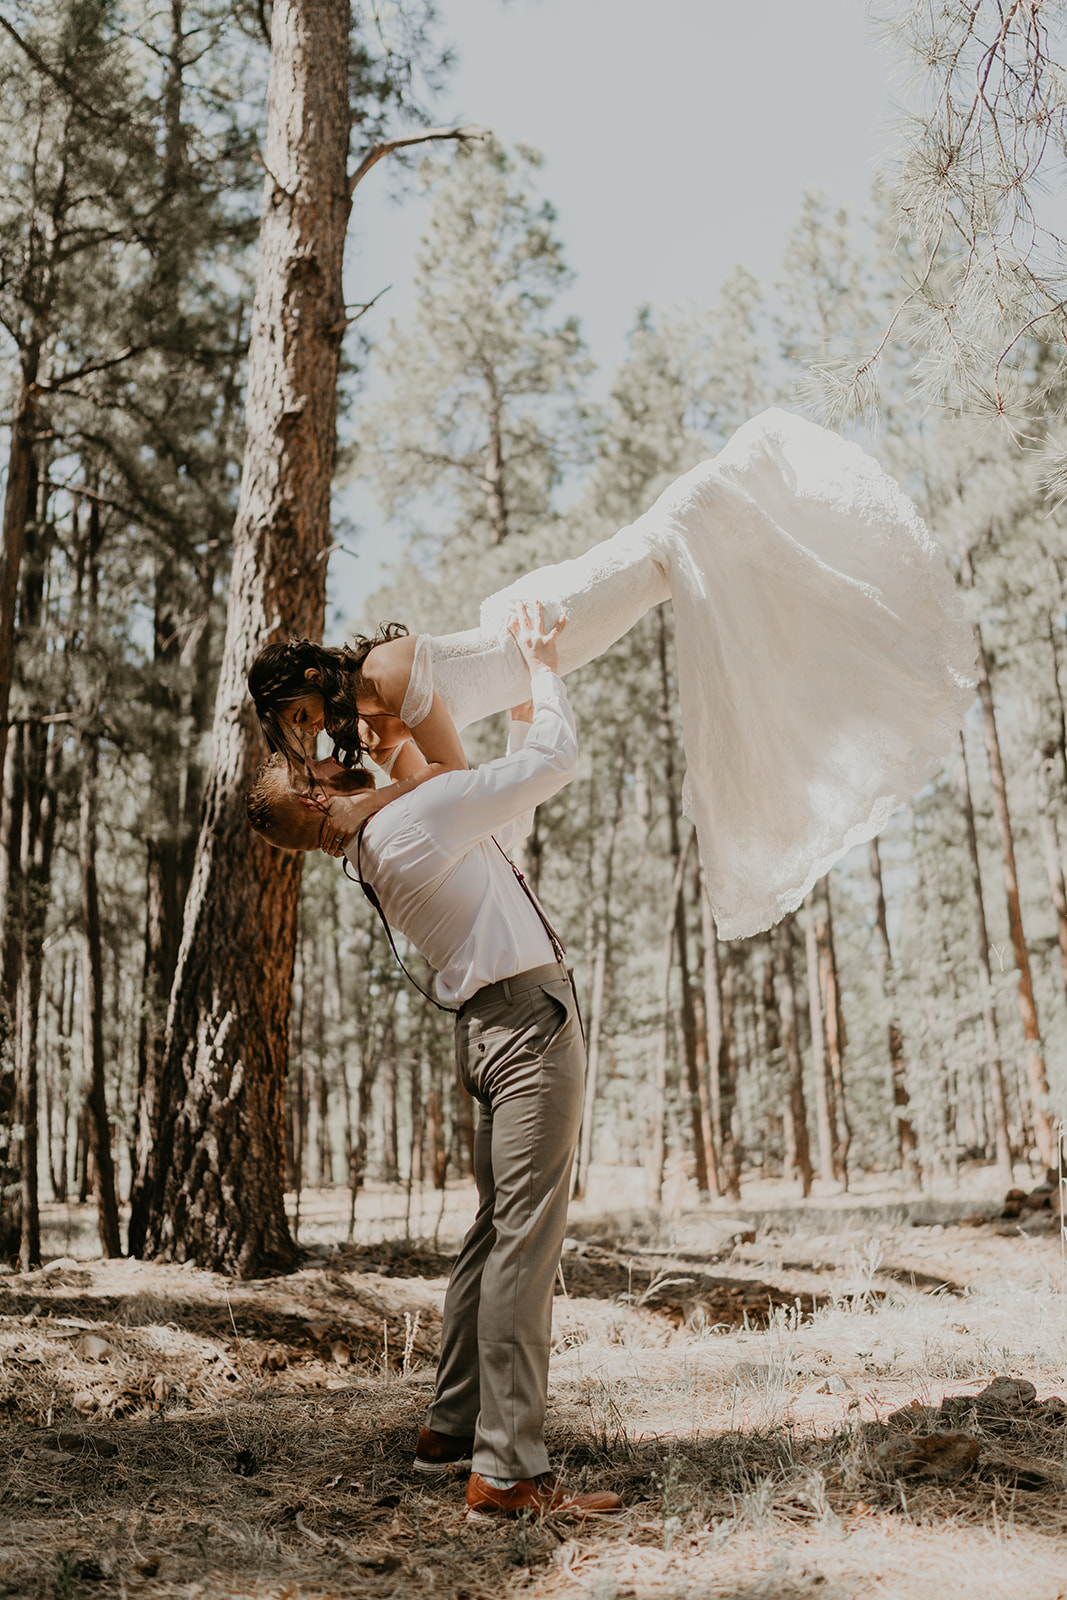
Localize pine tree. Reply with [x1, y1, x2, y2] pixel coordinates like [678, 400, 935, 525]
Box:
[353, 136, 590, 570]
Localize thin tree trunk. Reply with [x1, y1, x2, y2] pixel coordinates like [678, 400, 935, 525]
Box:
[817, 878, 850, 1186]
[656, 608, 711, 1193]
[973, 625, 1055, 1169]
[1035, 745, 1067, 999]
[689, 853, 719, 1197]
[575, 748, 625, 1201]
[957, 732, 1013, 1183]
[3, 463, 60, 1266]
[135, 0, 354, 1272]
[804, 888, 836, 1184]
[868, 837, 920, 1180]
[382, 1053, 400, 1184]
[775, 914, 812, 1197]
[714, 940, 742, 1199]
[0, 350, 42, 786]
[575, 928, 607, 1200]
[126, 572, 184, 1254]
[428, 1070, 446, 1189]
[315, 1063, 332, 1186]
[484, 393, 508, 545]
[79, 729, 121, 1259]
[649, 867, 679, 1207]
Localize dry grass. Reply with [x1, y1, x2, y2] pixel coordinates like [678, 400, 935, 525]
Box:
[1, 1181, 1065, 1600]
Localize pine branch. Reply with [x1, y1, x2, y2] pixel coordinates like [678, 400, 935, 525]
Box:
[347, 124, 485, 196]
[0, 13, 142, 135]
[36, 346, 140, 393]
[325, 285, 391, 333]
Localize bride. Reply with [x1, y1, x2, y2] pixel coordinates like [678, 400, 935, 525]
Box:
[247, 408, 976, 940]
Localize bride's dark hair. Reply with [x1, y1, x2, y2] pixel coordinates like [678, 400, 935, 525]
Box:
[247, 623, 409, 767]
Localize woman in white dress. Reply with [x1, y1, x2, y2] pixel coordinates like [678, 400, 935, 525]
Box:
[247, 409, 976, 940]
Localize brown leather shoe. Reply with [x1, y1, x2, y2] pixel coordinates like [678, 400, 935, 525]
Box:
[413, 1427, 475, 1478]
[465, 1470, 623, 1522]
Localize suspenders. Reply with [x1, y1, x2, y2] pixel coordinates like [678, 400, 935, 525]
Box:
[345, 820, 567, 1014]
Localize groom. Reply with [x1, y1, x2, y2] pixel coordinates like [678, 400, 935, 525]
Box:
[246, 605, 622, 1522]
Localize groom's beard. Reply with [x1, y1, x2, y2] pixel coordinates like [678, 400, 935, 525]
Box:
[325, 768, 374, 794]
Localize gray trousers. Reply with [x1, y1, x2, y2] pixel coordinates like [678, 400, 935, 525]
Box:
[427, 961, 586, 1480]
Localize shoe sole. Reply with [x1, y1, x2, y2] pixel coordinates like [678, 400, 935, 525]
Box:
[465, 1502, 621, 1523]
[413, 1456, 472, 1479]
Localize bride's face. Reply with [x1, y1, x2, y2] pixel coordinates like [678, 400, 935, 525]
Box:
[281, 688, 325, 742]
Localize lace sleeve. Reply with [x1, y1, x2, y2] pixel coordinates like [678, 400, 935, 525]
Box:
[400, 634, 434, 728]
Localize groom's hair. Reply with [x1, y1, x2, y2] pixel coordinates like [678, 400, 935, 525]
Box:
[246, 753, 372, 852]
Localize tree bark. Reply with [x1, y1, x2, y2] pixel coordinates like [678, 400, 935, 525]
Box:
[134, 0, 353, 1272]
[973, 625, 1055, 1169]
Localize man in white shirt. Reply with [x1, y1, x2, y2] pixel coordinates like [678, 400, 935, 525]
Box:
[246, 605, 622, 1522]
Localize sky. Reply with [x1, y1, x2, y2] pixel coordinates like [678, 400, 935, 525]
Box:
[328, 0, 905, 633]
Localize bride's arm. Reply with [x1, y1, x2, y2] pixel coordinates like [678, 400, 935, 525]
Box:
[360, 635, 468, 772]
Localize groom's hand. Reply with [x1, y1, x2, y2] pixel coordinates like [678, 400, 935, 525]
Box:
[508, 600, 566, 675]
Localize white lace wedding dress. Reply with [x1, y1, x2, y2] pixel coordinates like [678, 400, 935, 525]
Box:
[397, 408, 976, 940]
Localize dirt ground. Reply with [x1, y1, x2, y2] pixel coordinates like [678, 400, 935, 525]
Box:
[1, 1173, 1066, 1600]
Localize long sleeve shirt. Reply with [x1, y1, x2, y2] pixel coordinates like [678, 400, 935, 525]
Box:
[345, 669, 577, 1005]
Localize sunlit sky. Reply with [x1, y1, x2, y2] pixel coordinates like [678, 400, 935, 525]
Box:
[328, 0, 903, 634]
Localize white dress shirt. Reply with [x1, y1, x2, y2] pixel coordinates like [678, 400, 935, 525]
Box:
[346, 669, 577, 1005]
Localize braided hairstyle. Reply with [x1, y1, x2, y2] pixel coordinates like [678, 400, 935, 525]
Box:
[247, 624, 409, 768]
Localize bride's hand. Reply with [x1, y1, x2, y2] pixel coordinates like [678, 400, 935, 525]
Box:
[508, 600, 566, 675]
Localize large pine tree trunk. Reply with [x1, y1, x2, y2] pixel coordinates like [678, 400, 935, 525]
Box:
[134, 0, 352, 1273]
[974, 627, 1056, 1170]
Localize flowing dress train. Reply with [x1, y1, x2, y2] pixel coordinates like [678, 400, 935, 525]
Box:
[400, 408, 976, 940]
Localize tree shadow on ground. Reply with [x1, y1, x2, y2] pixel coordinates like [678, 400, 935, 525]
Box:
[3, 1385, 1065, 1600]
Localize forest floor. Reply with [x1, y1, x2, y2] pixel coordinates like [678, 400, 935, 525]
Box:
[1, 1169, 1066, 1600]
